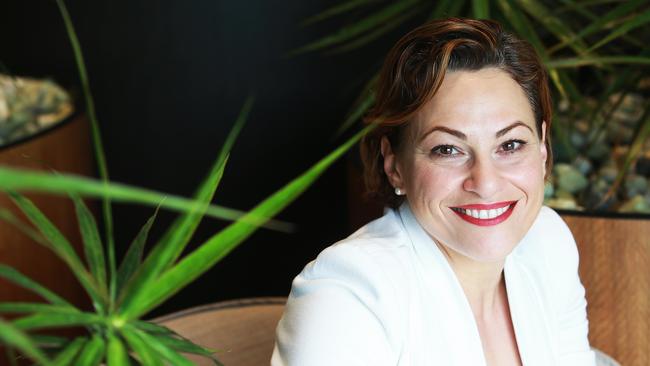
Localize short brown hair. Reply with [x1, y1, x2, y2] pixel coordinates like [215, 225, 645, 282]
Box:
[360, 18, 553, 208]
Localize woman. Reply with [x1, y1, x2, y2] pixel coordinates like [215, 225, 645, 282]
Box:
[272, 18, 595, 365]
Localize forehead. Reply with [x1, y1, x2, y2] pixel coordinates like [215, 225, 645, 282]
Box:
[412, 68, 536, 138]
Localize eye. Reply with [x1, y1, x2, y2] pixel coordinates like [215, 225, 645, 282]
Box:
[500, 139, 526, 153]
[431, 144, 461, 157]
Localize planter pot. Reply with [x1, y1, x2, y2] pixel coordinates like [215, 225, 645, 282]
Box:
[560, 211, 650, 366]
[0, 113, 92, 309]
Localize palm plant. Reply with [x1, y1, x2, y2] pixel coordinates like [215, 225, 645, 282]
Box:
[0, 1, 371, 364]
[296, 0, 650, 212]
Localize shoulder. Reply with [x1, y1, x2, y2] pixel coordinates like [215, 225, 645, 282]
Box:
[276, 209, 414, 360]
[300, 208, 414, 297]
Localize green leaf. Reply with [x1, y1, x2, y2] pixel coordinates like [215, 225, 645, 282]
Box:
[52, 337, 86, 366]
[472, 0, 489, 18]
[300, 0, 375, 26]
[155, 333, 223, 365]
[497, 0, 545, 52]
[75, 333, 105, 366]
[72, 195, 107, 288]
[117, 97, 251, 312]
[132, 320, 175, 335]
[0, 208, 49, 246]
[427, 0, 458, 20]
[107, 333, 129, 366]
[9, 193, 108, 312]
[116, 207, 159, 290]
[549, 0, 647, 54]
[32, 334, 69, 349]
[545, 55, 650, 68]
[129, 328, 194, 366]
[121, 327, 164, 366]
[513, 0, 589, 55]
[0, 167, 292, 232]
[54, 0, 116, 305]
[0, 302, 80, 314]
[0, 319, 52, 366]
[588, 7, 650, 52]
[496, 0, 571, 101]
[0, 264, 71, 306]
[288, 0, 419, 56]
[337, 91, 375, 135]
[329, 3, 425, 54]
[121, 124, 374, 319]
[13, 312, 104, 331]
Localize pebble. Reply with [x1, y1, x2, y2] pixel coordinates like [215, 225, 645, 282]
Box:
[572, 155, 593, 176]
[598, 165, 619, 184]
[619, 195, 650, 214]
[624, 174, 648, 198]
[555, 163, 588, 193]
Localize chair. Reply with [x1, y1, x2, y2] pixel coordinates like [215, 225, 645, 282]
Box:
[154, 297, 285, 366]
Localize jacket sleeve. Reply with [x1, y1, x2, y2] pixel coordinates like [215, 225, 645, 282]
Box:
[271, 244, 398, 366]
[545, 209, 596, 366]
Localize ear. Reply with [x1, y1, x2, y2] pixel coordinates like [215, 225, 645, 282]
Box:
[381, 136, 405, 192]
[540, 121, 548, 176]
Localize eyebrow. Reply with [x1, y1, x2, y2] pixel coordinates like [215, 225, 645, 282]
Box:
[420, 121, 534, 141]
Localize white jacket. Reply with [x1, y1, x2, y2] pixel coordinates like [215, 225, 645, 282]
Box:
[272, 204, 595, 365]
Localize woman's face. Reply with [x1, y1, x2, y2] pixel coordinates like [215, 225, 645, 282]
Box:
[383, 68, 547, 263]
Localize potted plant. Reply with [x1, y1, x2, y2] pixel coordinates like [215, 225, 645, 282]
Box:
[0, 1, 371, 364]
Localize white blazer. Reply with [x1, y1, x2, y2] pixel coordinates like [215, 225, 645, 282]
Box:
[272, 204, 596, 365]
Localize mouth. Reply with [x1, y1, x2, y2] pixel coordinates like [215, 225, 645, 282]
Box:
[449, 201, 517, 226]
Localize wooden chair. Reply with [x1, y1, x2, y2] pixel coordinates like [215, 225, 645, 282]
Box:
[154, 297, 286, 366]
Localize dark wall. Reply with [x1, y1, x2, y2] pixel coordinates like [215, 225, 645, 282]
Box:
[1, 0, 410, 316]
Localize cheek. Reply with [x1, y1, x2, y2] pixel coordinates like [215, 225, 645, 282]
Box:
[501, 156, 546, 191]
[407, 163, 466, 199]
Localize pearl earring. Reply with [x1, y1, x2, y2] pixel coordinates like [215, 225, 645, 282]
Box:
[395, 187, 404, 196]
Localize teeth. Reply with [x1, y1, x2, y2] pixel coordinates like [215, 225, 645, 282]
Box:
[457, 205, 511, 219]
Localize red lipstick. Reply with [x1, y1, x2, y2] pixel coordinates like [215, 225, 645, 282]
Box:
[450, 201, 517, 226]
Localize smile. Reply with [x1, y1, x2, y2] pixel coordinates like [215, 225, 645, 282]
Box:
[450, 201, 517, 226]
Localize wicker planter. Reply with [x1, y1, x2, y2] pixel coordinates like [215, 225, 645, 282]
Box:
[0, 113, 92, 309]
[561, 212, 650, 366]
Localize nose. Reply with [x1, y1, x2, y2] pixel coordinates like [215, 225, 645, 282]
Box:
[462, 155, 503, 198]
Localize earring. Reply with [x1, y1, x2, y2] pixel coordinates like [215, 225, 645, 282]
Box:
[395, 187, 404, 196]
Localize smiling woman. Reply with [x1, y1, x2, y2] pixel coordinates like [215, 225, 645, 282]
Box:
[272, 18, 595, 366]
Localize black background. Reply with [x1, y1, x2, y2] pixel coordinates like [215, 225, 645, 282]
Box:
[1, 0, 419, 316]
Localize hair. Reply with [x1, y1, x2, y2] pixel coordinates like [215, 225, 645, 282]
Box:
[360, 18, 553, 208]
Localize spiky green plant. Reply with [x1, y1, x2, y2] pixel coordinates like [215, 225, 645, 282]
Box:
[297, 0, 650, 211]
[0, 1, 373, 364]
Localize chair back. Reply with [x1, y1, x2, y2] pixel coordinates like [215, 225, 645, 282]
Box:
[154, 297, 285, 366]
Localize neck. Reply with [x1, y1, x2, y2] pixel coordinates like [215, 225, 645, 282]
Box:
[436, 243, 506, 320]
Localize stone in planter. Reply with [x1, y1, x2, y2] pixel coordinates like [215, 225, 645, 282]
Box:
[584, 178, 618, 210]
[572, 155, 593, 176]
[624, 174, 648, 198]
[555, 163, 588, 193]
[619, 195, 650, 214]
